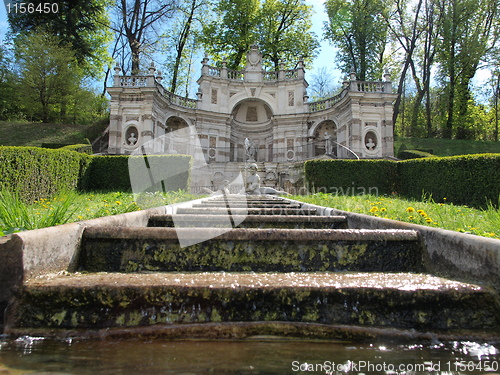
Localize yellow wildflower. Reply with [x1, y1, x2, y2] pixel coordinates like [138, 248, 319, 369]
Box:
[406, 207, 415, 213]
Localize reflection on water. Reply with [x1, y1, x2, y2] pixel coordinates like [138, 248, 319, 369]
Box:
[0, 335, 499, 374]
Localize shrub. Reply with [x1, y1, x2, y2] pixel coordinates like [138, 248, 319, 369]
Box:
[0, 146, 90, 203]
[59, 144, 93, 155]
[304, 153, 500, 208]
[398, 153, 500, 208]
[0, 146, 192, 202]
[398, 149, 435, 160]
[304, 159, 397, 195]
[81, 154, 192, 192]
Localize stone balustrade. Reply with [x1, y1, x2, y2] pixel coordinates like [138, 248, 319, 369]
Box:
[308, 79, 393, 113]
[118, 76, 149, 87]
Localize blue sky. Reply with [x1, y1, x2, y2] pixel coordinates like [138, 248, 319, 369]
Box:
[0, 1, 340, 89]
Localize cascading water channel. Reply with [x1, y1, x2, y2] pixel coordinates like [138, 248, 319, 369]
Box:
[1, 195, 498, 373]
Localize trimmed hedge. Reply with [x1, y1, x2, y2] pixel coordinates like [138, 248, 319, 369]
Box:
[398, 153, 500, 208]
[398, 149, 435, 160]
[59, 144, 93, 155]
[0, 146, 192, 202]
[0, 146, 90, 203]
[304, 159, 397, 196]
[81, 154, 192, 192]
[305, 154, 500, 208]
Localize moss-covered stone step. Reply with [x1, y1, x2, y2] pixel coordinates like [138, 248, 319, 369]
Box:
[191, 203, 303, 209]
[7, 272, 499, 333]
[175, 207, 318, 215]
[148, 215, 348, 229]
[80, 227, 423, 273]
[208, 196, 285, 201]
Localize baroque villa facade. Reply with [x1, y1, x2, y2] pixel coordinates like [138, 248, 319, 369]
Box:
[107, 45, 397, 191]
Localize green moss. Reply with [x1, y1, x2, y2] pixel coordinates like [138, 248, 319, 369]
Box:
[50, 311, 67, 326]
[116, 314, 126, 326]
[417, 311, 427, 324]
[358, 311, 376, 325]
[210, 308, 222, 322]
[302, 309, 320, 322]
[127, 311, 143, 326]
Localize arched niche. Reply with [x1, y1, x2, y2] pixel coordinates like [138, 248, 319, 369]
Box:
[229, 99, 274, 162]
[313, 120, 337, 157]
[165, 116, 191, 154]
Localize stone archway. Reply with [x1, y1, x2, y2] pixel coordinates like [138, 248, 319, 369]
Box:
[165, 116, 190, 154]
[313, 120, 337, 157]
[229, 99, 274, 162]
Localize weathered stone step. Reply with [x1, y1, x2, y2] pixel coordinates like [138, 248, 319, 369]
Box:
[80, 227, 423, 273]
[175, 207, 318, 215]
[6, 272, 499, 333]
[191, 202, 303, 209]
[148, 215, 348, 229]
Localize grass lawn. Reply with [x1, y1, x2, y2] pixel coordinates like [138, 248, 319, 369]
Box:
[0, 122, 90, 147]
[0, 190, 199, 236]
[291, 193, 500, 240]
[394, 136, 500, 157]
[2, 189, 499, 241]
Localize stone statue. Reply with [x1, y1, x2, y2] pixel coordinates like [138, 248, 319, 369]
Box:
[220, 180, 230, 195]
[245, 138, 257, 162]
[245, 163, 261, 195]
[324, 132, 332, 155]
[244, 137, 250, 158]
[128, 133, 137, 146]
[166, 130, 178, 154]
[366, 138, 375, 150]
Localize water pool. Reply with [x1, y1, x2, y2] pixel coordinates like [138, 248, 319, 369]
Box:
[0, 336, 498, 374]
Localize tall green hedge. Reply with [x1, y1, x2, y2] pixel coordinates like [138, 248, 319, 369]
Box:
[397, 154, 500, 207]
[0, 146, 192, 202]
[304, 159, 397, 196]
[82, 154, 192, 192]
[305, 154, 500, 208]
[59, 144, 93, 155]
[0, 146, 90, 203]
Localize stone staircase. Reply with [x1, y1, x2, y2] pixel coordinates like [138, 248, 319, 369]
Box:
[5, 196, 500, 338]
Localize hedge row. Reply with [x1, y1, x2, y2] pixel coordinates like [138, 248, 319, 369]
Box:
[0, 146, 192, 203]
[59, 144, 93, 155]
[0, 146, 88, 203]
[82, 154, 192, 192]
[398, 153, 500, 208]
[304, 159, 397, 196]
[398, 149, 435, 160]
[305, 154, 500, 208]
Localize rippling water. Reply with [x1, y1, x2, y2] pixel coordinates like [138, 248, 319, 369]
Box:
[0, 336, 499, 374]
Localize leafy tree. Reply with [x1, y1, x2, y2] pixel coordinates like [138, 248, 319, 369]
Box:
[15, 31, 82, 123]
[112, 0, 178, 75]
[308, 67, 340, 101]
[435, 0, 499, 138]
[0, 42, 22, 120]
[162, 0, 211, 94]
[202, 0, 318, 71]
[201, 0, 260, 69]
[257, 0, 319, 70]
[324, 0, 390, 81]
[8, 0, 113, 78]
[384, 0, 425, 133]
